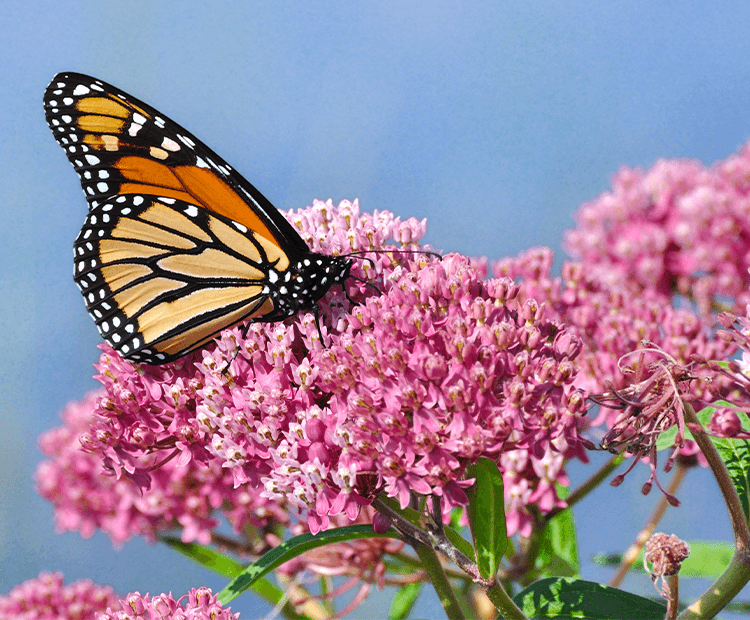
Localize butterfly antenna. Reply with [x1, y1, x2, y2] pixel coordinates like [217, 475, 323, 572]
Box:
[221, 346, 241, 376]
[344, 248, 443, 261]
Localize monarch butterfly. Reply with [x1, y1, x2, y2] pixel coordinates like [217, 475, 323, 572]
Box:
[44, 72, 353, 365]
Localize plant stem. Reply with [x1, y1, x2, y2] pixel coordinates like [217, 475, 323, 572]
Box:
[665, 574, 679, 620]
[676, 401, 750, 618]
[410, 538, 467, 620]
[480, 581, 528, 619]
[683, 403, 749, 548]
[373, 498, 484, 582]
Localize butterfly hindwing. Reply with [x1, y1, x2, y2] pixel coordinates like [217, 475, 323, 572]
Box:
[74, 194, 293, 363]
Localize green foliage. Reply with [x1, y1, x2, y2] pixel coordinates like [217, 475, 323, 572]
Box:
[536, 499, 579, 578]
[443, 521, 477, 561]
[713, 433, 750, 521]
[162, 537, 310, 620]
[215, 525, 398, 605]
[162, 536, 245, 577]
[513, 577, 666, 619]
[389, 583, 423, 620]
[466, 458, 508, 579]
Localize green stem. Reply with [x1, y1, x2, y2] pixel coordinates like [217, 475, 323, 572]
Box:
[682, 403, 749, 548]
[481, 581, 528, 620]
[411, 538, 467, 620]
[677, 402, 750, 618]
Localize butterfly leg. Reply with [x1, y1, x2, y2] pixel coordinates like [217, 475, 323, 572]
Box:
[312, 304, 326, 344]
[220, 321, 255, 375]
[343, 275, 381, 305]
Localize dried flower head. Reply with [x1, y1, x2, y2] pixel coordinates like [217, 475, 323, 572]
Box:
[644, 533, 690, 599]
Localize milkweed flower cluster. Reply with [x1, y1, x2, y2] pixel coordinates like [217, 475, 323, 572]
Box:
[96, 587, 238, 620]
[37, 390, 291, 547]
[39, 199, 589, 543]
[0, 572, 117, 619]
[36, 392, 404, 605]
[564, 142, 750, 315]
[493, 249, 734, 494]
[494, 248, 738, 427]
[496, 142, 750, 493]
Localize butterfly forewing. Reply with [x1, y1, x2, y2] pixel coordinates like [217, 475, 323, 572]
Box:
[43, 72, 309, 254]
[46, 72, 353, 364]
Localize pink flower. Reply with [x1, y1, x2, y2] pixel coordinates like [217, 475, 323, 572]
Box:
[37, 390, 291, 547]
[46, 200, 589, 540]
[494, 244, 740, 496]
[96, 587, 238, 620]
[495, 247, 739, 427]
[0, 572, 117, 619]
[564, 142, 750, 315]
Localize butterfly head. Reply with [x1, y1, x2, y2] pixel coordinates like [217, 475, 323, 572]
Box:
[270, 253, 354, 317]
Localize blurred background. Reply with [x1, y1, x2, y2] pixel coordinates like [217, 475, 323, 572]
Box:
[3, 1, 750, 617]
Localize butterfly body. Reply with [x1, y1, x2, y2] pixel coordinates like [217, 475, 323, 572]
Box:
[45, 72, 352, 364]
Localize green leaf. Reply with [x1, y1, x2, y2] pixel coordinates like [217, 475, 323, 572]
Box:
[448, 506, 465, 529]
[389, 583, 423, 620]
[162, 537, 245, 577]
[217, 525, 399, 605]
[513, 577, 666, 619]
[593, 540, 734, 579]
[654, 399, 750, 451]
[443, 524, 476, 562]
[465, 458, 507, 579]
[536, 487, 579, 577]
[713, 434, 750, 520]
[164, 537, 315, 620]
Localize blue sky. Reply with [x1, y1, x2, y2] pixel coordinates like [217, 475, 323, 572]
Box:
[3, 2, 750, 617]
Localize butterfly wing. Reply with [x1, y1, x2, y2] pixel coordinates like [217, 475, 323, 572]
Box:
[75, 193, 296, 364]
[45, 72, 350, 364]
[43, 72, 309, 256]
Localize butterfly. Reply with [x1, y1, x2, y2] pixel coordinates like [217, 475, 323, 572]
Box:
[44, 72, 353, 365]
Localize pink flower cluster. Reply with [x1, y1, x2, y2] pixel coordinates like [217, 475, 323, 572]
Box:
[43, 199, 588, 542]
[564, 142, 750, 315]
[0, 572, 117, 619]
[494, 247, 739, 432]
[96, 587, 238, 620]
[36, 391, 404, 607]
[37, 390, 291, 547]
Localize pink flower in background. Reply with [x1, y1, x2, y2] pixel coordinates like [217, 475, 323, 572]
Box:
[0, 572, 117, 619]
[495, 247, 739, 431]
[96, 587, 238, 620]
[563, 142, 750, 315]
[37, 390, 291, 547]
